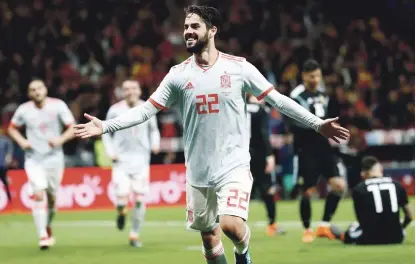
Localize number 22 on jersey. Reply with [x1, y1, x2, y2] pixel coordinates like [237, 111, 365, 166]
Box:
[196, 94, 219, 114]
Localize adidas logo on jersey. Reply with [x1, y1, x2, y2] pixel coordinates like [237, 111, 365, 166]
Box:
[184, 82, 194, 90]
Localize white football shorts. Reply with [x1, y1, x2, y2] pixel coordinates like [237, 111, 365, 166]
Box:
[112, 165, 150, 196]
[24, 159, 64, 195]
[186, 166, 253, 232]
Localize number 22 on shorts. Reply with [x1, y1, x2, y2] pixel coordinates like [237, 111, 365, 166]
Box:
[196, 94, 219, 114]
[226, 189, 249, 210]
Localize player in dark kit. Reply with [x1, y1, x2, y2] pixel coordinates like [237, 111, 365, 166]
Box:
[331, 156, 413, 245]
[247, 95, 286, 236]
[288, 59, 346, 243]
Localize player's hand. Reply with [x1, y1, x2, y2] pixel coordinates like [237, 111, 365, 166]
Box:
[48, 137, 64, 148]
[20, 140, 32, 150]
[74, 113, 103, 139]
[318, 117, 350, 143]
[265, 155, 275, 174]
[152, 148, 160, 155]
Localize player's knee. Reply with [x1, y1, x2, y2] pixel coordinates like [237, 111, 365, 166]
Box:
[116, 195, 129, 205]
[219, 215, 244, 239]
[46, 192, 56, 204]
[303, 188, 314, 198]
[32, 191, 45, 202]
[329, 177, 346, 193]
[133, 192, 143, 203]
[200, 227, 221, 249]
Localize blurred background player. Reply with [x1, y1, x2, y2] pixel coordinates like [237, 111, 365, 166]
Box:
[247, 94, 285, 236]
[0, 131, 13, 203]
[0, 130, 14, 202]
[331, 156, 413, 245]
[74, 5, 349, 264]
[8, 80, 75, 250]
[287, 59, 347, 243]
[102, 80, 160, 248]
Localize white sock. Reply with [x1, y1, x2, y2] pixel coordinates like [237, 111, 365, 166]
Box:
[32, 199, 48, 238]
[233, 224, 251, 255]
[130, 201, 146, 236]
[320, 221, 330, 227]
[202, 242, 228, 264]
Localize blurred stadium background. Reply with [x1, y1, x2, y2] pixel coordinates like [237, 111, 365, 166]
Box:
[0, 0, 414, 263]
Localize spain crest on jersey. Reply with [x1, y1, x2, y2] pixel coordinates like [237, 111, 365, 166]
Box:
[220, 72, 231, 89]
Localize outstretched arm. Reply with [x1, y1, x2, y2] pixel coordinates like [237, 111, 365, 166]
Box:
[103, 101, 160, 133]
[74, 101, 160, 138]
[241, 59, 349, 142]
[75, 68, 177, 139]
[265, 89, 322, 131]
[265, 89, 349, 142]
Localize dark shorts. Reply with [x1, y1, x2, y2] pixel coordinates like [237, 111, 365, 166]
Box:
[344, 222, 404, 245]
[293, 150, 342, 191]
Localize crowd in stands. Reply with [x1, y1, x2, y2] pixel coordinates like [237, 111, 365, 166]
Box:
[0, 0, 414, 168]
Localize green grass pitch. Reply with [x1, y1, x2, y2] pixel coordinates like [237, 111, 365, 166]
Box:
[0, 199, 414, 264]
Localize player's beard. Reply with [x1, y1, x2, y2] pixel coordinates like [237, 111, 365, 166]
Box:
[33, 95, 46, 105]
[305, 82, 319, 91]
[126, 97, 138, 107]
[186, 32, 209, 54]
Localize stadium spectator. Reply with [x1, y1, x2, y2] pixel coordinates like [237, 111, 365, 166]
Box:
[0, 0, 413, 167]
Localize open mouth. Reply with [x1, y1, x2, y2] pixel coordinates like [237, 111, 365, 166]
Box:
[186, 39, 196, 44]
[185, 34, 198, 45]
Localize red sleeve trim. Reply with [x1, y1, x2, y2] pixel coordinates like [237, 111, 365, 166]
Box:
[257, 86, 275, 100]
[64, 123, 74, 129]
[149, 98, 168, 110]
[8, 122, 21, 129]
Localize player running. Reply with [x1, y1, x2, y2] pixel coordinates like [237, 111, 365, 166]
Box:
[74, 6, 349, 264]
[102, 80, 160, 247]
[331, 156, 413, 245]
[287, 59, 347, 243]
[8, 80, 75, 250]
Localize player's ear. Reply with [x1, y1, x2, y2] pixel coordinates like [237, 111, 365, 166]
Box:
[209, 26, 217, 38]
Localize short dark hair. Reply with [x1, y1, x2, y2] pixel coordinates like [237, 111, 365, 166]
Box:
[184, 5, 221, 32]
[361, 156, 379, 172]
[302, 59, 320, 73]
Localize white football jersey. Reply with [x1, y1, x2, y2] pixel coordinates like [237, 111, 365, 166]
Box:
[150, 52, 274, 187]
[10, 97, 75, 166]
[102, 100, 160, 173]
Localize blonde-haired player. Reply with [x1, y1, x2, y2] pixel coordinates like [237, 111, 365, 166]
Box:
[8, 80, 75, 250]
[102, 80, 160, 247]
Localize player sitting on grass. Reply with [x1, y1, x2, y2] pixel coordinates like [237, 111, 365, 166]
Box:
[73, 5, 349, 264]
[331, 156, 413, 245]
